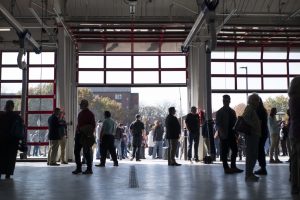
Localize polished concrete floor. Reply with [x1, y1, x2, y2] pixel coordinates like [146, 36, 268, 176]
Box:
[0, 158, 297, 200]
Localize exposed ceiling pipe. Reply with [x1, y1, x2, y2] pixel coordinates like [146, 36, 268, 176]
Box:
[53, 7, 73, 40]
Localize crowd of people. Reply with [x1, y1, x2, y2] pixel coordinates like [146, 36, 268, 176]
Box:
[0, 77, 300, 195]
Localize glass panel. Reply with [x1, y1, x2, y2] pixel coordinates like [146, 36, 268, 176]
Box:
[289, 48, 300, 59]
[134, 71, 159, 83]
[264, 51, 287, 59]
[212, 93, 248, 112]
[78, 71, 104, 84]
[134, 56, 158, 68]
[106, 43, 131, 52]
[161, 71, 186, 84]
[78, 43, 105, 52]
[289, 63, 300, 74]
[1, 83, 22, 94]
[263, 63, 287, 74]
[1, 67, 22, 80]
[0, 98, 21, 111]
[106, 71, 131, 84]
[28, 114, 51, 127]
[211, 62, 234, 74]
[161, 56, 186, 68]
[236, 51, 261, 59]
[28, 83, 54, 95]
[2, 52, 27, 64]
[161, 42, 182, 52]
[212, 51, 235, 59]
[134, 43, 159, 52]
[106, 56, 131, 68]
[237, 78, 261, 90]
[78, 56, 104, 68]
[29, 67, 54, 80]
[27, 129, 49, 157]
[236, 63, 261, 74]
[211, 78, 235, 89]
[29, 52, 55, 65]
[264, 78, 287, 90]
[28, 98, 53, 111]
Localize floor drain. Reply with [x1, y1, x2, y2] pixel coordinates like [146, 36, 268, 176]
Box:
[129, 166, 139, 188]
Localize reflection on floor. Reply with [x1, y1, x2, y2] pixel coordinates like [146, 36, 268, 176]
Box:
[0, 157, 297, 200]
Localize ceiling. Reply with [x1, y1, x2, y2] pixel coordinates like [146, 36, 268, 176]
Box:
[0, 0, 300, 50]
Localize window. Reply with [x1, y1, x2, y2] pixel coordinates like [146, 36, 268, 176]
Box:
[115, 94, 122, 100]
[78, 71, 104, 84]
[161, 56, 185, 68]
[134, 56, 158, 68]
[78, 56, 104, 68]
[211, 62, 234, 74]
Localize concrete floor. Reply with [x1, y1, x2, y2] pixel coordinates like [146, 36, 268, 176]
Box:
[0, 158, 297, 200]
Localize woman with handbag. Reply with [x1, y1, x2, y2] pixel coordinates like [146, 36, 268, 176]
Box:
[242, 93, 261, 182]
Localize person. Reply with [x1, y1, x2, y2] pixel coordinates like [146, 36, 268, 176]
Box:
[185, 106, 200, 162]
[72, 99, 95, 175]
[47, 108, 61, 166]
[242, 93, 261, 182]
[288, 77, 300, 195]
[254, 98, 269, 175]
[58, 111, 68, 164]
[215, 95, 243, 174]
[114, 123, 124, 160]
[280, 121, 288, 156]
[165, 107, 181, 166]
[96, 111, 118, 167]
[95, 120, 102, 160]
[121, 126, 129, 159]
[32, 131, 40, 157]
[130, 114, 145, 162]
[152, 120, 164, 159]
[148, 124, 155, 156]
[0, 100, 24, 179]
[268, 107, 282, 163]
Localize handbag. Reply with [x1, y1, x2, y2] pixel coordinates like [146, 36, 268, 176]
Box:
[233, 116, 251, 135]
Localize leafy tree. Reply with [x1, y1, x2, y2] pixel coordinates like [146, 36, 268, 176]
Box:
[234, 103, 247, 116]
[264, 95, 289, 113]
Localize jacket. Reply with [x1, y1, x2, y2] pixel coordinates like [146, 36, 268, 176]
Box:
[165, 114, 181, 139]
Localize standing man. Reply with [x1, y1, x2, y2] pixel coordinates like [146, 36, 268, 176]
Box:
[215, 95, 243, 174]
[96, 111, 118, 167]
[47, 108, 61, 166]
[72, 99, 95, 175]
[130, 114, 145, 162]
[185, 106, 200, 162]
[165, 107, 181, 166]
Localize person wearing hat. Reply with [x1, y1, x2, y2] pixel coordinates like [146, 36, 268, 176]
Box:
[72, 99, 95, 175]
[130, 114, 145, 161]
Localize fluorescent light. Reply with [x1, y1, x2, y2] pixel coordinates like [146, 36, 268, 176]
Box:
[0, 28, 11, 31]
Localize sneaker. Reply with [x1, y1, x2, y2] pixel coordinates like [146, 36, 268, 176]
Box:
[254, 168, 267, 175]
[61, 162, 68, 164]
[82, 170, 93, 175]
[72, 169, 82, 175]
[275, 159, 283, 163]
[173, 163, 181, 166]
[231, 167, 244, 173]
[130, 157, 134, 161]
[245, 174, 260, 182]
[136, 159, 141, 162]
[113, 162, 119, 167]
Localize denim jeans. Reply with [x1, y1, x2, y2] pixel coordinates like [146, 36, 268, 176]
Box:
[152, 141, 163, 159]
[114, 139, 122, 159]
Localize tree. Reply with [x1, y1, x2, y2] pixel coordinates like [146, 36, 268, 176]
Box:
[264, 95, 289, 113]
[234, 103, 247, 116]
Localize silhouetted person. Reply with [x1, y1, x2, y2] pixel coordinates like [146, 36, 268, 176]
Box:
[165, 107, 181, 166]
[0, 100, 24, 179]
[47, 108, 61, 166]
[288, 77, 300, 195]
[216, 95, 243, 174]
[96, 111, 118, 167]
[130, 114, 145, 162]
[72, 99, 95, 175]
[185, 106, 200, 162]
[255, 98, 269, 175]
